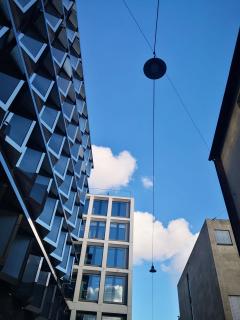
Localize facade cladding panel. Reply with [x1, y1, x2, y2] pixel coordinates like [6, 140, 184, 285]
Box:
[0, 1, 93, 319]
[68, 194, 134, 320]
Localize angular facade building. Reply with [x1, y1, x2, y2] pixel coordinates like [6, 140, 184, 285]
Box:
[209, 30, 240, 252]
[178, 219, 240, 320]
[67, 194, 134, 320]
[0, 0, 93, 318]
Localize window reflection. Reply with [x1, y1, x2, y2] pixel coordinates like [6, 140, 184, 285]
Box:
[92, 199, 108, 216]
[107, 247, 128, 269]
[79, 220, 86, 238]
[85, 245, 103, 267]
[76, 312, 97, 320]
[111, 201, 129, 218]
[109, 223, 129, 241]
[104, 275, 127, 304]
[80, 274, 100, 302]
[89, 221, 106, 240]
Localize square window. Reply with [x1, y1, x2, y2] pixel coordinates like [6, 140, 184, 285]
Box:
[89, 221, 106, 240]
[92, 199, 108, 216]
[85, 245, 103, 267]
[104, 275, 127, 304]
[111, 201, 129, 218]
[215, 230, 232, 245]
[80, 274, 100, 302]
[107, 247, 128, 269]
[76, 312, 97, 320]
[229, 296, 240, 320]
[102, 315, 126, 320]
[109, 223, 129, 242]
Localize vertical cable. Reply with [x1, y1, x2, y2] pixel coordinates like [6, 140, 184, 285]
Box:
[153, 0, 160, 56]
[152, 79, 156, 265]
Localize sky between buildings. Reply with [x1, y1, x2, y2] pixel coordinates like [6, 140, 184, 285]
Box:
[77, 1, 240, 319]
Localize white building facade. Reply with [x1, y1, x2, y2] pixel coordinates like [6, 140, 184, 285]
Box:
[68, 194, 134, 320]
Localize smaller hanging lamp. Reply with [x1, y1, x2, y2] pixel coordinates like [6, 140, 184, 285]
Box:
[149, 264, 157, 273]
[143, 57, 166, 80]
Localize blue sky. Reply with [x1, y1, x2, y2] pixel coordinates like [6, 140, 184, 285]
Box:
[77, 1, 240, 319]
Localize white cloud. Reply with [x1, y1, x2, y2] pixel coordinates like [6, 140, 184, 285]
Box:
[141, 176, 153, 189]
[88, 145, 137, 191]
[133, 211, 199, 274]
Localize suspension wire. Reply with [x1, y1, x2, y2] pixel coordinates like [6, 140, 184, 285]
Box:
[121, 0, 154, 53]
[121, 0, 209, 153]
[153, 0, 160, 56]
[152, 80, 156, 264]
[166, 74, 210, 151]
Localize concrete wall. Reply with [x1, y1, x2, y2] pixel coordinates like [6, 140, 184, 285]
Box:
[178, 221, 225, 320]
[207, 219, 240, 320]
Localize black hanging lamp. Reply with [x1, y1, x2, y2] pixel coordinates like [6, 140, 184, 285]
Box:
[149, 263, 157, 273]
[143, 56, 166, 79]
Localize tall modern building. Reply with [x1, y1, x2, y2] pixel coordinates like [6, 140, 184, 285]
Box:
[209, 29, 240, 252]
[0, 0, 93, 319]
[67, 194, 134, 320]
[178, 219, 240, 320]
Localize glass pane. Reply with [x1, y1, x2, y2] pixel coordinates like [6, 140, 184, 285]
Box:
[118, 224, 128, 241]
[102, 316, 125, 320]
[31, 73, 54, 101]
[19, 33, 46, 61]
[76, 312, 96, 320]
[104, 276, 126, 304]
[80, 274, 100, 301]
[107, 248, 115, 268]
[79, 220, 86, 238]
[229, 296, 240, 320]
[83, 198, 89, 214]
[116, 248, 128, 269]
[215, 230, 232, 245]
[92, 199, 108, 216]
[89, 221, 105, 240]
[107, 247, 128, 269]
[109, 223, 117, 240]
[85, 245, 103, 266]
[112, 202, 129, 217]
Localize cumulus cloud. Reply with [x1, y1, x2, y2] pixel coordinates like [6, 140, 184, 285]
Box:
[133, 211, 199, 274]
[88, 145, 137, 191]
[141, 177, 153, 189]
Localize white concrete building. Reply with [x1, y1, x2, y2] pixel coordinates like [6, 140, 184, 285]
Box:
[68, 194, 134, 320]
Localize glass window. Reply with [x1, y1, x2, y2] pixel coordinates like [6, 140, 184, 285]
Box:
[111, 201, 129, 218]
[92, 199, 108, 216]
[74, 243, 82, 262]
[104, 275, 127, 304]
[107, 247, 128, 269]
[79, 220, 86, 238]
[109, 223, 129, 241]
[76, 312, 97, 320]
[102, 316, 126, 320]
[89, 221, 106, 240]
[83, 198, 89, 214]
[85, 245, 103, 267]
[215, 230, 232, 245]
[229, 296, 240, 320]
[80, 274, 100, 302]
